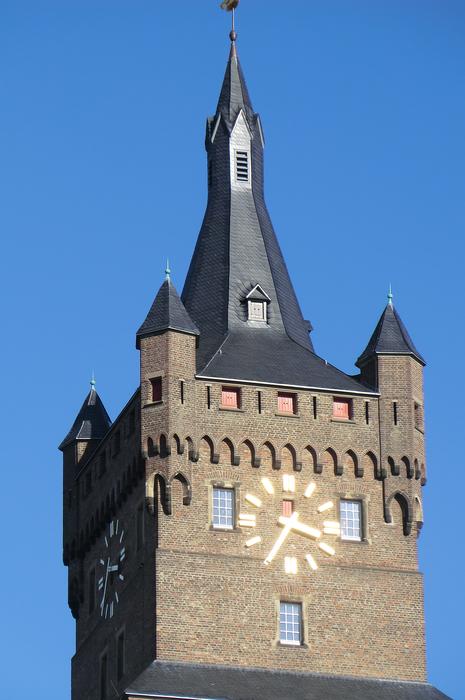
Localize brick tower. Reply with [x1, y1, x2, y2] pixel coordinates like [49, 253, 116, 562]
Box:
[60, 18, 450, 700]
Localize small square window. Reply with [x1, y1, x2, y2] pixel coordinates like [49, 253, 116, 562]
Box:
[279, 602, 302, 645]
[221, 387, 241, 409]
[150, 377, 162, 403]
[212, 487, 235, 529]
[277, 392, 297, 414]
[340, 499, 362, 541]
[333, 397, 352, 420]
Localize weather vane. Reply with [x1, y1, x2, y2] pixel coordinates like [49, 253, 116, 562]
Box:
[220, 0, 239, 40]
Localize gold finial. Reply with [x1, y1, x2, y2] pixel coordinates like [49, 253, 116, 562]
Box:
[220, 0, 239, 42]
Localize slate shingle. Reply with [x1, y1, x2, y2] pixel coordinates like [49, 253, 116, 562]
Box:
[125, 660, 451, 700]
[59, 387, 111, 450]
[137, 278, 199, 348]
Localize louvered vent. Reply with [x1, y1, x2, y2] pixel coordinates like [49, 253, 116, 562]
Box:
[236, 151, 249, 182]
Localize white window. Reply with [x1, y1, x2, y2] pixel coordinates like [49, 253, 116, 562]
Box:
[212, 487, 234, 529]
[248, 300, 266, 321]
[279, 602, 302, 645]
[340, 500, 362, 541]
[235, 150, 249, 182]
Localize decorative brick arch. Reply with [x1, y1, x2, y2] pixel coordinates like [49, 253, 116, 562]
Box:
[400, 455, 414, 479]
[240, 439, 259, 468]
[171, 433, 184, 455]
[321, 447, 341, 476]
[363, 451, 379, 480]
[170, 472, 192, 506]
[302, 445, 320, 473]
[280, 443, 300, 472]
[388, 455, 398, 476]
[385, 491, 413, 536]
[185, 436, 198, 463]
[219, 437, 240, 466]
[343, 449, 360, 477]
[200, 435, 217, 464]
[260, 441, 279, 470]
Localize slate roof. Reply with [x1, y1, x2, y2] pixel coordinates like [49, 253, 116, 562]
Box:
[180, 38, 375, 394]
[357, 302, 425, 368]
[125, 660, 451, 700]
[59, 386, 111, 450]
[199, 329, 374, 394]
[137, 277, 199, 348]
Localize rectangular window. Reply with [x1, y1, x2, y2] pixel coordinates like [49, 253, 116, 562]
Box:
[282, 500, 294, 518]
[136, 503, 144, 551]
[365, 401, 370, 425]
[221, 387, 241, 409]
[235, 150, 249, 182]
[340, 500, 362, 541]
[312, 396, 317, 420]
[393, 401, 398, 426]
[277, 392, 297, 414]
[279, 602, 302, 646]
[333, 397, 352, 420]
[248, 300, 266, 321]
[100, 653, 107, 700]
[180, 380, 185, 405]
[207, 386, 211, 409]
[212, 487, 234, 529]
[257, 390, 263, 414]
[150, 377, 162, 403]
[88, 568, 96, 614]
[117, 631, 125, 681]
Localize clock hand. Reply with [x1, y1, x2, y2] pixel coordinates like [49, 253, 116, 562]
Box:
[108, 564, 119, 573]
[278, 515, 321, 540]
[264, 511, 299, 565]
[100, 557, 110, 611]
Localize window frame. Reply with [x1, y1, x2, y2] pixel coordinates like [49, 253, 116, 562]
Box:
[277, 392, 298, 415]
[150, 376, 163, 403]
[279, 601, 303, 646]
[220, 386, 241, 410]
[339, 498, 364, 542]
[235, 149, 250, 183]
[332, 396, 353, 421]
[211, 485, 236, 531]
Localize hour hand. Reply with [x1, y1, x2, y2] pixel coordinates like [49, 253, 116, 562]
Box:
[278, 515, 321, 540]
[264, 511, 299, 565]
[108, 564, 119, 573]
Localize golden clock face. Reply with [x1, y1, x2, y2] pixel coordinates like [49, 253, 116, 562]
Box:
[98, 519, 126, 619]
[239, 476, 340, 574]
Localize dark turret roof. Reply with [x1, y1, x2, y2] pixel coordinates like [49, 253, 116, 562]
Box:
[357, 302, 425, 367]
[59, 386, 111, 450]
[136, 277, 199, 348]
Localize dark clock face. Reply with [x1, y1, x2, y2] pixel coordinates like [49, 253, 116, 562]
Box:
[98, 519, 126, 619]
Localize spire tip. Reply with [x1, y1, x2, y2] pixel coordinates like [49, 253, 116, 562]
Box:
[165, 259, 171, 280]
[387, 284, 393, 306]
[90, 371, 96, 390]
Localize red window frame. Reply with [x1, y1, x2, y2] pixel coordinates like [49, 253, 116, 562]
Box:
[221, 387, 241, 409]
[277, 392, 297, 414]
[333, 397, 352, 420]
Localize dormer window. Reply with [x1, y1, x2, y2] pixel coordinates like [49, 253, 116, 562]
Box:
[235, 150, 249, 182]
[246, 284, 270, 323]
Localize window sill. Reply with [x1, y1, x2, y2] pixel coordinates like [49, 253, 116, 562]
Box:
[209, 525, 239, 533]
[275, 412, 300, 418]
[143, 400, 164, 408]
[331, 418, 356, 425]
[277, 641, 308, 649]
[219, 406, 244, 413]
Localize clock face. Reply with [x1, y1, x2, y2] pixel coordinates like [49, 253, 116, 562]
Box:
[240, 476, 340, 574]
[98, 519, 126, 619]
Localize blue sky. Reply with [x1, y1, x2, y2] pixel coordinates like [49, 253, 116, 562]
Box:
[1, 1, 463, 698]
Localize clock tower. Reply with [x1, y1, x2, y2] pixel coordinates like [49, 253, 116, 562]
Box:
[60, 14, 450, 700]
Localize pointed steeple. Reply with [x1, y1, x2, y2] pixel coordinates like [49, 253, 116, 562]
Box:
[182, 34, 317, 381]
[216, 34, 254, 125]
[136, 273, 199, 349]
[356, 296, 425, 368]
[59, 381, 111, 450]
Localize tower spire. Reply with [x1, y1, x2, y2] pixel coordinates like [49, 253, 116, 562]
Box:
[387, 283, 393, 306]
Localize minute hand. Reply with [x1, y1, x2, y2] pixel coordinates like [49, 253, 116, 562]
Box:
[264, 511, 299, 565]
[278, 515, 321, 540]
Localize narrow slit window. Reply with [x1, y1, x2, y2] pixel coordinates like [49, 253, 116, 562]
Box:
[365, 402, 370, 425]
[207, 386, 211, 410]
[236, 150, 249, 182]
[393, 401, 398, 426]
[312, 396, 317, 420]
[257, 390, 263, 414]
[180, 380, 185, 405]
